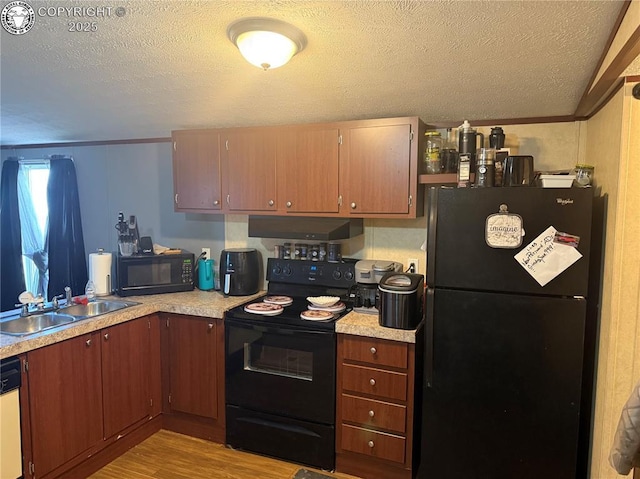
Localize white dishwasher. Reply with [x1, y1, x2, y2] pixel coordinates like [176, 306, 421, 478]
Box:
[0, 356, 22, 479]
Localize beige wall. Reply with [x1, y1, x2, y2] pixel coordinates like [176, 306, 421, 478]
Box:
[588, 81, 640, 479]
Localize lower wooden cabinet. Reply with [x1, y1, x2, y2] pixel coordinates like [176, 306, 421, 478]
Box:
[161, 313, 225, 443]
[336, 334, 421, 479]
[25, 332, 104, 478]
[102, 316, 154, 439]
[21, 315, 161, 479]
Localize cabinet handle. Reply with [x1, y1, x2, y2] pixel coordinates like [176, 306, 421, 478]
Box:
[208, 323, 214, 331]
[227, 194, 230, 205]
[213, 200, 220, 206]
[369, 378, 376, 386]
[174, 194, 178, 205]
[86, 339, 92, 347]
[368, 410, 375, 418]
[368, 440, 375, 448]
[370, 347, 377, 355]
[286, 201, 292, 208]
[338, 195, 343, 206]
[268, 199, 274, 207]
[104, 333, 109, 341]
[351, 202, 357, 209]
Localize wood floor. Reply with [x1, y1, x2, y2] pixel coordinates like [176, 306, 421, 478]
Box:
[90, 430, 361, 479]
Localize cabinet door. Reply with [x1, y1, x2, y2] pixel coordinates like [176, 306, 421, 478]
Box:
[222, 128, 277, 212]
[27, 332, 103, 478]
[279, 126, 340, 213]
[172, 129, 222, 211]
[341, 119, 417, 216]
[168, 315, 217, 418]
[102, 317, 151, 439]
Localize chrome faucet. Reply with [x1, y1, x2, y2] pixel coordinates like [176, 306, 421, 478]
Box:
[15, 293, 45, 317]
[65, 286, 72, 305]
[52, 294, 65, 309]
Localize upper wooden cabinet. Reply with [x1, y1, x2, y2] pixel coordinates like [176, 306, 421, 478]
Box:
[172, 129, 222, 212]
[221, 127, 278, 212]
[340, 117, 425, 218]
[172, 116, 425, 218]
[278, 125, 340, 214]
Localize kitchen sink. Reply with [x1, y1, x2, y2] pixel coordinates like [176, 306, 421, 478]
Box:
[58, 300, 138, 319]
[0, 312, 77, 336]
[0, 299, 139, 336]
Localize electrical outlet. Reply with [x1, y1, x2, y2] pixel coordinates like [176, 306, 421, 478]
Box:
[202, 247, 211, 260]
[407, 258, 420, 274]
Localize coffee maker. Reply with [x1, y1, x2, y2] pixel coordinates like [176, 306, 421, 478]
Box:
[353, 260, 403, 314]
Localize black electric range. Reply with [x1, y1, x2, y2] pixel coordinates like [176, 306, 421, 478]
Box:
[224, 257, 357, 471]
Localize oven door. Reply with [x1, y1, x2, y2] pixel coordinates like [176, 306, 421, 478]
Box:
[225, 317, 336, 424]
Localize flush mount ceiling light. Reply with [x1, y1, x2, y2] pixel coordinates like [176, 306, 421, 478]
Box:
[227, 17, 307, 71]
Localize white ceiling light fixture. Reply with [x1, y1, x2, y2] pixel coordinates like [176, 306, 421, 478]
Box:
[227, 17, 307, 71]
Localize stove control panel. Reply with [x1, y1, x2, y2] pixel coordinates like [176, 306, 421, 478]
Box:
[267, 258, 356, 289]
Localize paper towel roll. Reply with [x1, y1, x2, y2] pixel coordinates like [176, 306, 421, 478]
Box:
[89, 250, 112, 296]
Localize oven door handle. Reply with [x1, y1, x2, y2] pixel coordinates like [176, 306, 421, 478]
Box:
[226, 319, 332, 337]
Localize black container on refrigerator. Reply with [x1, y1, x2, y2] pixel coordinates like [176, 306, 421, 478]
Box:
[417, 187, 597, 479]
[458, 120, 484, 173]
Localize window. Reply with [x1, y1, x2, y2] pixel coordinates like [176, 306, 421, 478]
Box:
[17, 160, 50, 297]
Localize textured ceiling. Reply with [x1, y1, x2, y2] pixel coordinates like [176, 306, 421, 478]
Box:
[0, 0, 626, 145]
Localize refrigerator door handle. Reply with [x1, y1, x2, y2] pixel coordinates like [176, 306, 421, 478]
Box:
[425, 288, 434, 388]
[426, 187, 438, 281]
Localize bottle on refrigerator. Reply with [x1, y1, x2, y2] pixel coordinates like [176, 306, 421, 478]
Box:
[441, 128, 459, 174]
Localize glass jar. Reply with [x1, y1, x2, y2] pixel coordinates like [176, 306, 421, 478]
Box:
[574, 164, 594, 187]
[424, 131, 443, 174]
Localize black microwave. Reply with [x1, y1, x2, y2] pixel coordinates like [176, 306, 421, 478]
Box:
[116, 251, 194, 296]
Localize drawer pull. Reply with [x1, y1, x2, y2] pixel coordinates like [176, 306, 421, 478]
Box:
[368, 440, 375, 448]
[370, 347, 377, 355]
[368, 410, 375, 417]
[369, 378, 376, 386]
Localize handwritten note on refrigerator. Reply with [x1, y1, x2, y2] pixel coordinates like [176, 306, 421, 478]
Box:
[514, 226, 582, 287]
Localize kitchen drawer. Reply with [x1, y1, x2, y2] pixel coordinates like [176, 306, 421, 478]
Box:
[341, 424, 406, 464]
[342, 394, 406, 434]
[342, 364, 407, 401]
[342, 336, 408, 369]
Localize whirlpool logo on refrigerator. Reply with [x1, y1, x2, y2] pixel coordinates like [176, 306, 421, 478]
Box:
[556, 198, 575, 205]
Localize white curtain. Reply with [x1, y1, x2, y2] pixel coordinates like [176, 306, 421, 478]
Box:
[17, 161, 49, 297]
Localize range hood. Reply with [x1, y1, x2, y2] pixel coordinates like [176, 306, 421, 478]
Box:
[248, 216, 364, 240]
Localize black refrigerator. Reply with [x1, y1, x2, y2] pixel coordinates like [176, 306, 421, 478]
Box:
[418, 187, 595, 479]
